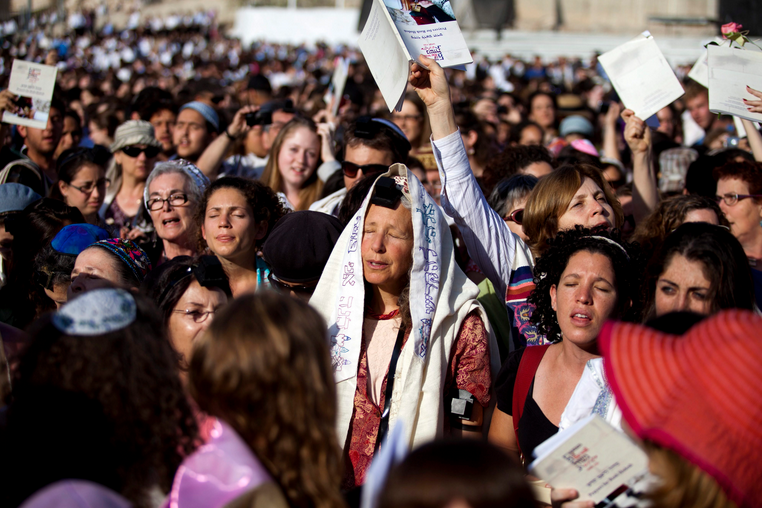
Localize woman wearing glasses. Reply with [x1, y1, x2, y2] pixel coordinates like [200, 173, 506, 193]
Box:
[144, 160, 210, 263]
[100, 120, 162, 235]
[487, 174, 538, 242]
[260, 117, 323, 211]
[50, 147, 111, 228]
[713, 160, 762, 307]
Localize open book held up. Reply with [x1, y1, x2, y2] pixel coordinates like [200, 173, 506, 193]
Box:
[528, 414, 649, 506]
[359, 0, 472, 112]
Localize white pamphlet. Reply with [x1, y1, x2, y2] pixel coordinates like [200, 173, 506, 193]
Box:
[598, 32, 684, 122]
[707, 45, 762, 123]
[528, 414, 649, 506]
[359, 0, 472, 112]
[326, 57, 350, 118]
[3, 60, 58, 129]
[688, 48, 709, 88]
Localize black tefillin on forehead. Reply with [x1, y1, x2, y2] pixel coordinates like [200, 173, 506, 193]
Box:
[370, 176, 404, 209]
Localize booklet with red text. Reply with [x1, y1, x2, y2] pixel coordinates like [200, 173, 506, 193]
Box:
[359, 0, 472, 112]
[528, 414, 649, 506]
[3, 59, 58, 129]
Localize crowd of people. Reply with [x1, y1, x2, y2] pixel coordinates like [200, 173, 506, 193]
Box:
[0, 7, 760, 508]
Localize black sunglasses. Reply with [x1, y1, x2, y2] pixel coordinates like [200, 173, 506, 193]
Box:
[268, 272, 318, 295]
[341, 161, 389, 179]
[122, 145, 161, 158]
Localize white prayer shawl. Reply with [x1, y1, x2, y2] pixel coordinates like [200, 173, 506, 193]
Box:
[310, 164, 500, 450]
[558, 358, 622, 432]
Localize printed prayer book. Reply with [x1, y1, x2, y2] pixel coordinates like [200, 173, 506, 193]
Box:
[3, 59, 58, 129]
[359, 0, 472, 112]
[598, 32, 684, 123]
[707, 45, 762, 123]
[528, 414, 649, 506]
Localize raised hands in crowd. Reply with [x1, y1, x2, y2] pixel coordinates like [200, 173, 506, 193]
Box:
[0, 9, 760, 508]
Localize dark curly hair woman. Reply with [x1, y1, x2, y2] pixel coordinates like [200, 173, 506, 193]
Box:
[196, 177, 287, 296]
[169, 291, 345, 508]
[488, 227, 640, 465]
[0, 288, 198, 508]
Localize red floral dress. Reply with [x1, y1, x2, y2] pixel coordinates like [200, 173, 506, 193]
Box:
[341, 309, 491, 489]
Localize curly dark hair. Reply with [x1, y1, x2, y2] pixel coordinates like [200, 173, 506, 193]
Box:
[528, 227, 640, 340]
[0, 292, 198, 508]
[195, 176, 287, 253]
[189, 292, 345, 508]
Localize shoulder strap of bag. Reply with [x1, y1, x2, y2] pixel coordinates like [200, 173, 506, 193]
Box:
[512, 344, 551, 456]
[374, 325, 406, 453]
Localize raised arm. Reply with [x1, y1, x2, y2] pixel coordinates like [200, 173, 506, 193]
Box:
[195, 105, 257, 178]
[410, 56, 520, 297]
[742, 86, 762, 162]
[621, 109, 658, 225]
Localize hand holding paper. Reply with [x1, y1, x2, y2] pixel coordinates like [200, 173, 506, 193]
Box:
[707, 45, 762, 122]
[621, 109, 651, 155]
[744, 86, 762, 113]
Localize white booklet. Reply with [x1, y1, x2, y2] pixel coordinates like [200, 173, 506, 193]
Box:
[598, 32, 684, 122]
[688, 48, 710, 88]
[707, 45, 762, 123]
[528, 414, 649, 506]
[359, 0, 472, 112]
[325, 56, 350, 118]
[2, 59, 58, 129]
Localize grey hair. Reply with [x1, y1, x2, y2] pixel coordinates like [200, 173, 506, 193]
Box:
[145, 161, 204, 204]
[488, 174, 539, 218]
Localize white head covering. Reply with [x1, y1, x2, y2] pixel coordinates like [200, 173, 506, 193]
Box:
[310, 164, 499, 449]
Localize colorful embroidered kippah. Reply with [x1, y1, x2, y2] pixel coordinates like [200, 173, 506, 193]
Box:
[53, 288, 136, 335]
[91, 239, 152, 282]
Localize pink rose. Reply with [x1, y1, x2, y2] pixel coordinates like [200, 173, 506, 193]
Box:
[721, 22, 743, 38]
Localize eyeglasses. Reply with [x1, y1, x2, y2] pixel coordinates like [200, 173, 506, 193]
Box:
[503, 208, 524, 225]
[122, 145, 161, 158]
[172, 308, 215, 323]
[68, 178, 110, 195]
[146, 193, 189, 211]
[268, 272, 319, 295]
[341, 161, 389, 179]
[714, 193, 762, 206]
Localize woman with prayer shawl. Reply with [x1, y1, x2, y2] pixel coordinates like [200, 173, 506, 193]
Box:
[310, 165, 499, 490]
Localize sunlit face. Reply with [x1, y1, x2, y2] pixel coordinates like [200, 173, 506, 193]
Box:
[150, 109, 176, 153]
[716, 177, 762, 244]
[174, 108, 213, 161]
[392, 100, 423, 144]
[654, 254, 712, 316]
[550, 251, 619, 349]
[557, 177, 615, 231]
[202, 187, 264, 264]
[264, 110, 297, 151]
[276, 126, 320, 190]
[59, 163, 106, 217]
[343, 144, 393, 190]
[23, 107, 63, 156]
[686, 92, 712, 131]
[148, 172, 196, 244]
[68, 248, 125, 298]
[114, 145, 156, 182]
[361, 203, 414, 295]
[167, 279, 227, 369]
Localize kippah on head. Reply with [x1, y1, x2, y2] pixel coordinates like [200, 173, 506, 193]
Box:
[0, 183, 42, 214]
[51, 224, 110, 255]
[262, 211, 344, 283]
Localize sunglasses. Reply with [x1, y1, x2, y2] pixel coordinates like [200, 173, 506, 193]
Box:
[268, 272, 318, 295]
[503, 208, 524, 225]
[341, 161, 389, 179]
[122, 145, 161, 158]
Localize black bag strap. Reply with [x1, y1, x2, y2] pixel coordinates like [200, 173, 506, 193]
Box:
[374, 325, 406, 453]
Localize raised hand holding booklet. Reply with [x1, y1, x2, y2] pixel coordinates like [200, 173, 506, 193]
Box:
[598, 32, 684, 122]
[3, 59, 58, 129]
[707, 45, 762, 123]
[359, 0, 472, 112]
[528, 414, 649, 506]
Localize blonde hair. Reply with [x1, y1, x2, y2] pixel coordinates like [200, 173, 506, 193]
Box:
[522, 164, 623, 257]
[260, 117, 323, 211]
[188, 292, 345, 508]
[644, 441, 738, 508]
